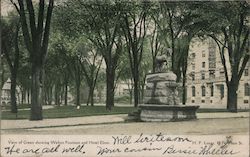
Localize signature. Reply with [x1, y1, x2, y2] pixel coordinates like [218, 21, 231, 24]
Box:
[97, 144, 240, 156]
[112, 133, 192, 145]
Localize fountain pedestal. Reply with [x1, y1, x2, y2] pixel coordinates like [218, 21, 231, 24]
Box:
[139, 72, 199, 122]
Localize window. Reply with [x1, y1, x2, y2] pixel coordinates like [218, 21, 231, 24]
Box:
[201, 85, 206, 97]
[208, 49, 216, 68]
[210, 85, 214, 97]
[245, 83, 250, 96]
[209, 60, 216, 68]
[244, 100, 249, 104]
[192, 86, 196, 97]
[202, 62, 206, 68]
[192, 64, 195, 70]
[202, 51, 206, 57]
[191, 53, 196, 59]
[209, 70, 215, 79]
[245, 69, 249, 76]
[220, 71, 224, 77]
[201, 100, 205, 103]
[192, 100, 195, 103]
[191, 73, 195, 81]
[201, 73, 205, 80]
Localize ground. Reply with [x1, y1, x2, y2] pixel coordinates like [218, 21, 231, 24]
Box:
[2, 117, 249, 135]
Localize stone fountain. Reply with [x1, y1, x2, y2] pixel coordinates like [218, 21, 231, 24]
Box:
[138, 49, 199, 122]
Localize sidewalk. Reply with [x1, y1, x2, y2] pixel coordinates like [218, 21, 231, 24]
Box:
[1, 112, 249, 130]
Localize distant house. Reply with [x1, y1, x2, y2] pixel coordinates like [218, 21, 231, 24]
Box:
[1, 78, 21, 105]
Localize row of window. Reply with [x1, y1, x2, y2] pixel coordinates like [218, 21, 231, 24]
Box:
[191, 61, 249, 78]
[191, 51, 207, 58]
[190, 72, 216, 81]
[191, 83, 250, 97]
[191, 62, 206, 69]
[190, 69, 248, 81]
[191, 85, 221, 97]
[191, 60, 218, 70]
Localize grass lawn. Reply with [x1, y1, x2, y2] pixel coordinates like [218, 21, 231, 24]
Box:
[2, 104, 31, 110]
[1, 105, 249, 120]
[1, 105, 137, 120]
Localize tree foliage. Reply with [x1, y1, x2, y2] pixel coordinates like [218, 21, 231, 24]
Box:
[198, 1, 250, 112]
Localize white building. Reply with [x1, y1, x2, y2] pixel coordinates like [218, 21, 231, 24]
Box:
[1, 78, 22, 105]
[186, 38, 250, 109]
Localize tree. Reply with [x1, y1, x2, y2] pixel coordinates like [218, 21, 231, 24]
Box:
[122, 1, 148, 107]
[147, 2, 167, 73]
[174, 35, 192, 104]
[54, 0, 124, 110]
[201, 1, 249, 112]
[139, 44, 152, 103]
[1, 15, 20, 113]
[75, 39, 103, 106]
[159, 1, 197, 81]
[72, 55, 82, 107]
[95, 71, 106, 103]
[17, 59, 31, 105]
[116, 49, 134, 104]
[148, 18, 163, 73]
[46, 32, 74, 106]
[11, 0, 55, 120]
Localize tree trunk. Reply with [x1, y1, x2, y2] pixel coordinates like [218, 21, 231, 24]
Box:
[152, 58, 156, 73]
[54, 83, 59, 106]
[171, 40, 175, 72]
[86, 86, 91, 106]
[182, 77, 186, 105]
[60, 86, 64, 105]
[30, 65, 43, 120]
[76, 80, 80, 107]
[182, 60, 188, 105]
[87, 84, 95, 107]
[133, 63, 139, 107]
[28, 88, 30, 105]
[10, 71, 18, 113]
[86, 91, 90, 106]
[139, 75, 147, 104]
[90, 87, 94, 106]
[21, 88, 25, 104]
[44, 88, 48, 105]
[174, 60, 182, 82]
[0, 61, 5, 89]
[48, 86, 52, 105]
[98, 88, 102, 103]
[106, 68, 115, 110]
[134, 80, 138, 107]
[64, 81, 68, 106]
[227, 82, 238, 112]
[129, 92, 133, 104]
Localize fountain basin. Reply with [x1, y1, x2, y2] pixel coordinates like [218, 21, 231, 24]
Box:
[139, 104, 199, 122]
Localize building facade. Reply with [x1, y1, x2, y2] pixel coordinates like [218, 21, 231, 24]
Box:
[186, 38, 250, 109]
[1, 78, 22, 105]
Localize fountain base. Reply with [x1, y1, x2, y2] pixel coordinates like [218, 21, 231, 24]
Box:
[139, 104, 199, 122]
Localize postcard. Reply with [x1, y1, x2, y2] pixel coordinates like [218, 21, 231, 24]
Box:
[1, 0, 249, 157]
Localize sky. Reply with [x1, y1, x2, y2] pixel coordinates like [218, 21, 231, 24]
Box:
[1, 0, 14, 16]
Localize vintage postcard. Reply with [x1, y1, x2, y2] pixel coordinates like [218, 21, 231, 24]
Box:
[1, 0, 249, 157]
